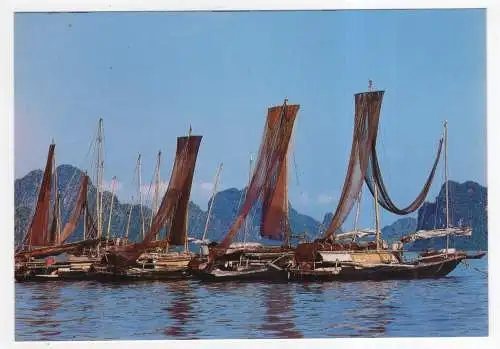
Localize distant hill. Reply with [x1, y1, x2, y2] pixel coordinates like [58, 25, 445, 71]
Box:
[14, 164, 324, 245]
[414, 180, 487, 250]
[381, 217, 418, 243]
[14, 165, 487, 251]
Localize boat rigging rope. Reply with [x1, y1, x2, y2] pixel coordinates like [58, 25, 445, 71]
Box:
[461, 259, 487, 276]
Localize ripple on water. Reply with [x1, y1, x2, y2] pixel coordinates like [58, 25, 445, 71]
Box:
[15, 260, 489, 340]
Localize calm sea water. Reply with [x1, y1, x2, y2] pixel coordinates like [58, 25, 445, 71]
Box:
[15, 257, 488, 340]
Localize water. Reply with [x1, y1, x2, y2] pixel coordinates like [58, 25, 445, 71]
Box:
[15, 258, 488, 340]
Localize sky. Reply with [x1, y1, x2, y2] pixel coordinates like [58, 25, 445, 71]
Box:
[14, 9, 486, 229]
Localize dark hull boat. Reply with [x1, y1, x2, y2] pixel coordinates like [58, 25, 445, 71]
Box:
[14, 255, 100, 282]
[196, 265, 287, 282]
[14, 139, 107, 282]
[465, 251, 487, 260]
[89, 266, 191, 282]
[91, 250, 195, 282]
[287, 253, 464, 282]
[93, 134, 204, 281]
[196, 100, 301, 282]
[194, 246, 294, 282]
[285, 83, 469, 283]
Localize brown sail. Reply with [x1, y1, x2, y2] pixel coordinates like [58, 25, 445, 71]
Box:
[217, 101, 300, 251]
[260, 105, 297, 241]
[324, 91, 384, 239]
[166, 135, 202, 246]
[105, 135, 203, 266]
[18, 143, 56, 250]
[364, 136, 443, 215]
[57, 174, 91, 244]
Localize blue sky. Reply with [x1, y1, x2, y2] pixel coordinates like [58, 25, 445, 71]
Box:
[14, 9, 486, 228]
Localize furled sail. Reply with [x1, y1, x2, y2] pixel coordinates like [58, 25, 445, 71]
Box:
[324, 91, 384, 239]
[218, 101, 300, 250]
[364, 135, 443, 215]
[260, 105, 297, 241]
[57, 174, 91, 244]
[19, 143, 56, 250]
[15, 238, 103, 260]
[400, 227, 472, 243]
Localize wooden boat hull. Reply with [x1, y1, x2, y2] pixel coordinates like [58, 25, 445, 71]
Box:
[15, 268, 94, 282]
[14, 256, 101, 282]
[196, 266, 288, 282]
[89, 268, 191, 282]
[465, 251, 487, 260]
[287, 257, 463, 282]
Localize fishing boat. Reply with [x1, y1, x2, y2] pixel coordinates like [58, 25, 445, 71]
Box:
[287, 81, 467, 281]
[194, 99, 299, 281]
[399, 120, 485, 262]
[15, 120, 116, 282]
[92, 130, 203, 281]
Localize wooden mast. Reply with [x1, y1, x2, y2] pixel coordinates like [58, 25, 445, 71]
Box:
[184, 125, 193, 253]
[368, 80, 382, 251]
[125, 198, 133, 242]
[137, 154, 145, 240]
[96, 118, 104, 241]
[444, 120, 450, 252]
[106, 176, 117, 240]
[83, 170, 88, 241]
[52, 139, 61, 244]
[353, 189, 362, 235]
[374, 179, 381, 251]
[202, 163, 223, 242]
[242, 154, 253, 245]
[152, 150, 162, 240]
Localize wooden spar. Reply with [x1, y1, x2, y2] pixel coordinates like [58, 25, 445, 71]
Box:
[106, 176, 117, 240]
[137, 154, 145, 240]
[444, 120, 450, 252]
[243, 155, 253, 244]
[202, 163, 223, 242]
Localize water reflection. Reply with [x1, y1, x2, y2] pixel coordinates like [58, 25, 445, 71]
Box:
[18, 282, 63, 340]
[259, 283, 303, 338]
[163, 280, 198, 338]
[329, 281, 395, 337]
